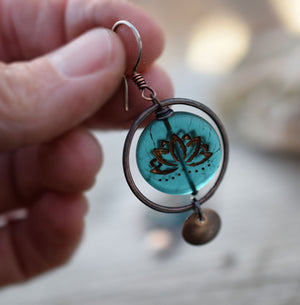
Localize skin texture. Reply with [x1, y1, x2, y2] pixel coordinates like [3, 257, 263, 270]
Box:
[0, 0, 173, 287]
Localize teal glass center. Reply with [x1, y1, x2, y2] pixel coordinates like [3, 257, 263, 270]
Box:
[136, 111, 222, 195]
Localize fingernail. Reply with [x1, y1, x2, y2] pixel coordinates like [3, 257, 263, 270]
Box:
[49, 29, 113, 77]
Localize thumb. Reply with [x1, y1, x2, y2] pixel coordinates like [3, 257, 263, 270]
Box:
[0, 28, 125, 150]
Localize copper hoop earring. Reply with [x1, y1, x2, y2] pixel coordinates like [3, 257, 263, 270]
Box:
[113, 21, 229, 245]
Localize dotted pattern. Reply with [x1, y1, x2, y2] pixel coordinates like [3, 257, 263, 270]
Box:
[157, 165, 211, 182]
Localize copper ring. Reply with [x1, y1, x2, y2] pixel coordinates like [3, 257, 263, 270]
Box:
[122, 98, 229, 214]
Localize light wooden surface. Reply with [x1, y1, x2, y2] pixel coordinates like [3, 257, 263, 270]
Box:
[1, 131, 300, 305]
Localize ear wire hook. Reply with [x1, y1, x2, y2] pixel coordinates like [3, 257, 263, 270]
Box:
[112, 20, 142, 74]
[112, 20, 160, 111]
[112, 20, 142, 111]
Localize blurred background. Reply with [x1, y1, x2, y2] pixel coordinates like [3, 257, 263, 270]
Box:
[2, 0, 300, 304]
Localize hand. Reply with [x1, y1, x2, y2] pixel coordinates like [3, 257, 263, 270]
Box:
[0, 0, 173, 287]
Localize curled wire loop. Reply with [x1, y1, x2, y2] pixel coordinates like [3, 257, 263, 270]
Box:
[132, 72, 158, 102]
[132, 72, 147, 89]
[112, 20, 160, 110]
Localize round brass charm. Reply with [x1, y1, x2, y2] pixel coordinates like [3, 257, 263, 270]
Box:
[182, 209, 221, 245]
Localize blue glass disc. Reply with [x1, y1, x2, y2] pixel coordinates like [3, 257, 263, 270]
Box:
[136, 111, 222, 195]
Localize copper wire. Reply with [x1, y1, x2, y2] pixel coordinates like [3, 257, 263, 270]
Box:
[112, 20, 160, 109]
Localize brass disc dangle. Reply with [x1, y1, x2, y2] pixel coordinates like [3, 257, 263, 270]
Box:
[182, 209, 221, 245]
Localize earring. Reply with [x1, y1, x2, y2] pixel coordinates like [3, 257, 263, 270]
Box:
[113, 21, 229, 246]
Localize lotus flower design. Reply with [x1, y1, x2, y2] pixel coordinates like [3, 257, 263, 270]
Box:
[150, 133, 213, 175]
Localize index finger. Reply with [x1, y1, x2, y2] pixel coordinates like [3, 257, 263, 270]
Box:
[1, 0, 164, 72]
[66, 0, 165, 73]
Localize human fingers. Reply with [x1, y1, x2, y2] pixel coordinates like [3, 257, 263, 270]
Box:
[84, 65, 174, 129]
[0, 28, 125, 150]
[0, 193, 87, 286]
[0, 128, 102, 214]
[1, 0, 164, 72]
[65, 0, 165, 74]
